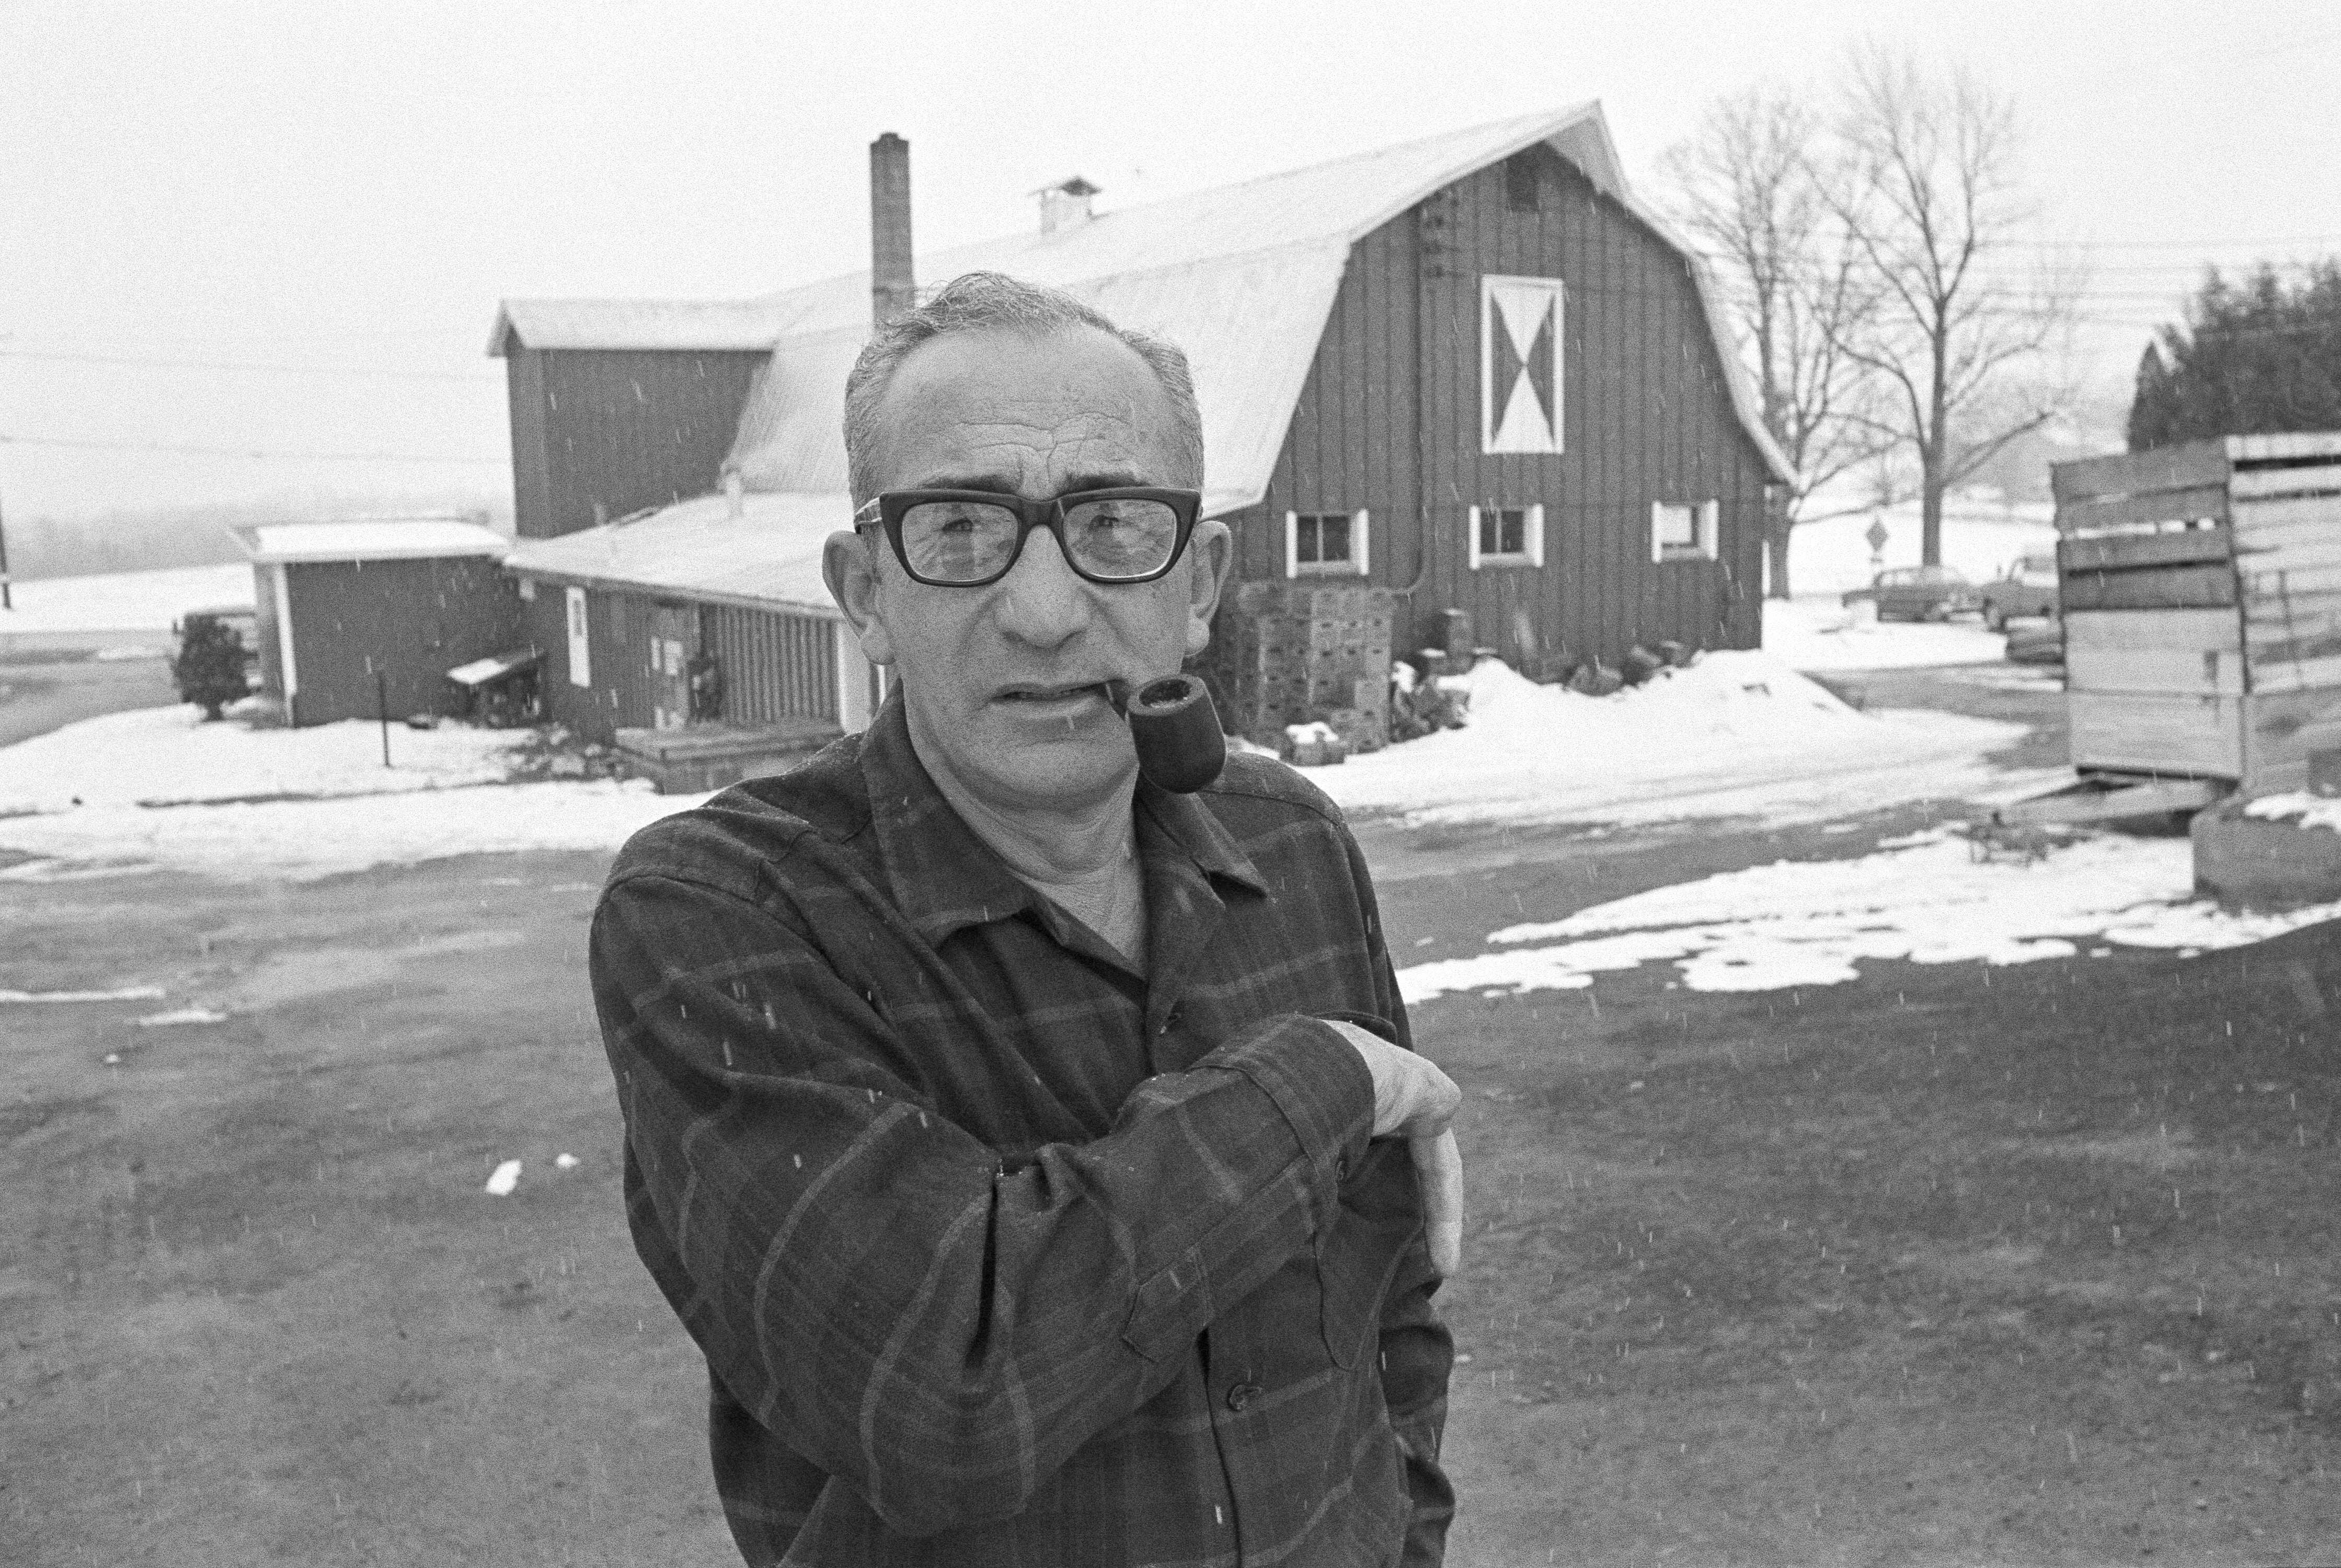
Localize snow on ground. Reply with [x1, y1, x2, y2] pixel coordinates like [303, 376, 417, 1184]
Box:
[1396, 828, 2341, 1002]
[0, 777, 702, 883]
[0, 563, 253, 633]
[0, 705, 533, 814]
[1762, 595, 2010, 672]
[2245, 793, 2341, 833]
[1313, 651, 2031, 831]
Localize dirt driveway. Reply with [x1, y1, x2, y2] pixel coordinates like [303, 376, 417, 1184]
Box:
[5, 676, 2338, 1565]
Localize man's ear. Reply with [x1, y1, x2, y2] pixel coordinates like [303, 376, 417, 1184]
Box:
[1182, 520, 1234, 659]
[823, 529, 897, 667]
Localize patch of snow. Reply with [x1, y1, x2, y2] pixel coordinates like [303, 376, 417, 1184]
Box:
[484, 1159, 522, 1197]
[554, 1152, 579, 1170]
[1397, 829, 2341, 1002]
[0, 705, 532, 815]
[137, 1006, 229, 1027]
[0, 985, 167, 1002]
[2242, 792, 2341, 833]
[0, 564, 253, 633]
[0, 777, 700, 883]
[1315, 651, 2027, 831]
[1763, 596, 2007, 672]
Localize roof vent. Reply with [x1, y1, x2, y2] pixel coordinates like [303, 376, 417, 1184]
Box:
[1034, 176, 1100, 235]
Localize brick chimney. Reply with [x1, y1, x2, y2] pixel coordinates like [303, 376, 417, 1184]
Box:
[1035, 176, 1100, 235]
[869, 133, 915, 329]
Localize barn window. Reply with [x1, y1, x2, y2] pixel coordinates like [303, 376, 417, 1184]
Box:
[1651, 500, 1720, 563]
[1285, 510, 1370, 577]
[1505, 153, 1541, 213]
[1481, 275, 1564, 455]
[1467, 504, 1544, 570]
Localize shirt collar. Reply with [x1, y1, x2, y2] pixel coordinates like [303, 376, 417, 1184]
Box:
[857, 690, 1270, 944]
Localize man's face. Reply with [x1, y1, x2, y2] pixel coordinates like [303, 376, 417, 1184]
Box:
[825, 326, 1230, 814]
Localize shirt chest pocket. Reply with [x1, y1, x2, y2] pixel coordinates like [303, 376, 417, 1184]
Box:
[1314, 1143, 1423, 1370]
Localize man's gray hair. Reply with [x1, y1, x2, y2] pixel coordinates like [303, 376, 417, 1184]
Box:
[842, 271, 1205, 503]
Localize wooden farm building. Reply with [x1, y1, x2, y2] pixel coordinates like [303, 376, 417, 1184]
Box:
[231, 517, 519, 728]
[487, 103, 1791, 754]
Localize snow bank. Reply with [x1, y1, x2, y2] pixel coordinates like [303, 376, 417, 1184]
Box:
[1313, 651, 2026, 829]
[1396, 829, 2340, 1001]
[1762, 596, 2008, 672]
[0, 564, 253, 633]
[2243, 792, 2341, 833]
[0, 777, 700, 883]
[0, 705, 530, 815]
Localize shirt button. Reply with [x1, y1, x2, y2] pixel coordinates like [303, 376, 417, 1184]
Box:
[1225, 1382, 1264, 1412]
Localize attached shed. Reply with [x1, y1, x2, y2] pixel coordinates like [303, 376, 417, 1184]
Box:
[502, 490, 881, 748]
[231, 517, 520, 727]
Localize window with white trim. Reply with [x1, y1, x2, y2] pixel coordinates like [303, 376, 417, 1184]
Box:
[1284, 510, 1369, 577]
[1651, 500, 1720, 563]
[565, 585, 593, 688]
[1467, 503, 1544, 569]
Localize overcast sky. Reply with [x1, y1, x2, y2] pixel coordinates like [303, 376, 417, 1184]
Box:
[4, 0, 2336, 522]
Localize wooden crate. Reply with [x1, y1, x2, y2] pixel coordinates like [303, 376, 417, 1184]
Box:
[2051, 433, 2341, 789]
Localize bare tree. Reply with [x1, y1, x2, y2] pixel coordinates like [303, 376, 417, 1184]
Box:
[1820, 46, 2078, 565]
[1663, 85, 1897, 597]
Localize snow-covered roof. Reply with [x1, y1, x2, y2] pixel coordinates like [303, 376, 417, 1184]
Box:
[501, 491, 848, 617]
[487, 298, 806, 355]
[492, 103, 1792, 508]
[232, 518, 512, 565]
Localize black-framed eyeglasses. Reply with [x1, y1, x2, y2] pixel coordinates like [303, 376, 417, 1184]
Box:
[853, 487, 1202, 587]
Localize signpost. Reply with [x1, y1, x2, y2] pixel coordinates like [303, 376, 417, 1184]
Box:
[1864, 516, 1889, 571]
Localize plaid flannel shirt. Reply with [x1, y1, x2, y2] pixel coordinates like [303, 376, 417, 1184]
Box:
[590, 695, 1454, 1566]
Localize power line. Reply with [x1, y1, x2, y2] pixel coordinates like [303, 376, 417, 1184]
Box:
[0, 348, 500, 383]
[0, 433, 507, 466]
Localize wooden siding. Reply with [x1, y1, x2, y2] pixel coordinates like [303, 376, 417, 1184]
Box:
[281, 557, 523, 726]
[1232, 144, 1773, 668]
[507, 348, 764, 540]
[703, 603, 840, 725]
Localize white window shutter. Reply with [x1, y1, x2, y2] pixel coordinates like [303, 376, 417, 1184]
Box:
[1526, 504, 1545, 568]
[1697, 500, 1720, 560]
[1649, 503, 1666, 565]
[1353, 510, 1370, 576]
[1467, 507, 1483, 571]
[1284, 511, 1299, 579]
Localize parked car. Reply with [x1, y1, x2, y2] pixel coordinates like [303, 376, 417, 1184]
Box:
[1841, 564, 1982, 621]
[2004, 613, 2064, 666]
[1980, 554, 2059, 629]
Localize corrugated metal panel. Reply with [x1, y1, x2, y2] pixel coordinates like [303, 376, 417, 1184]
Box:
[532, 350, 764, 540]
[504, 491, 846, 615]
[705, 604, 839, 723]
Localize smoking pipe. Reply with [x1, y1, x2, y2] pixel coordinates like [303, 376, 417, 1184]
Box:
[1103, 674, 1226, 794]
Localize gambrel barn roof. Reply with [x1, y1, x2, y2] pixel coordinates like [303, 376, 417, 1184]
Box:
[489, 102, 1793, 525]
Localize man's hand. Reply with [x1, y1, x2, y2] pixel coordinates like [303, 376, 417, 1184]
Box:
[1324, 1021, 1464, 1278]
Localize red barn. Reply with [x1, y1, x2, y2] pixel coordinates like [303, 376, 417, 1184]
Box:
[490, 103, 1790, 745]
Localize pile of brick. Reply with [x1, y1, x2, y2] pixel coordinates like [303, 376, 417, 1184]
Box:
[1211, 582, 1401, 756]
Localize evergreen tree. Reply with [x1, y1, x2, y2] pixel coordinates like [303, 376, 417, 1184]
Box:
[172, 614, 251, 721]
[2129, 261, 2341, 449]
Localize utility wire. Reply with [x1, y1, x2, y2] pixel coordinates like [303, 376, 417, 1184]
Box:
[0, 348, 499, 383]
[0, 433, 507, 465]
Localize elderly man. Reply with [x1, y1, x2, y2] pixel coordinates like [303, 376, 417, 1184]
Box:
[590, 270, 1462, 1567]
